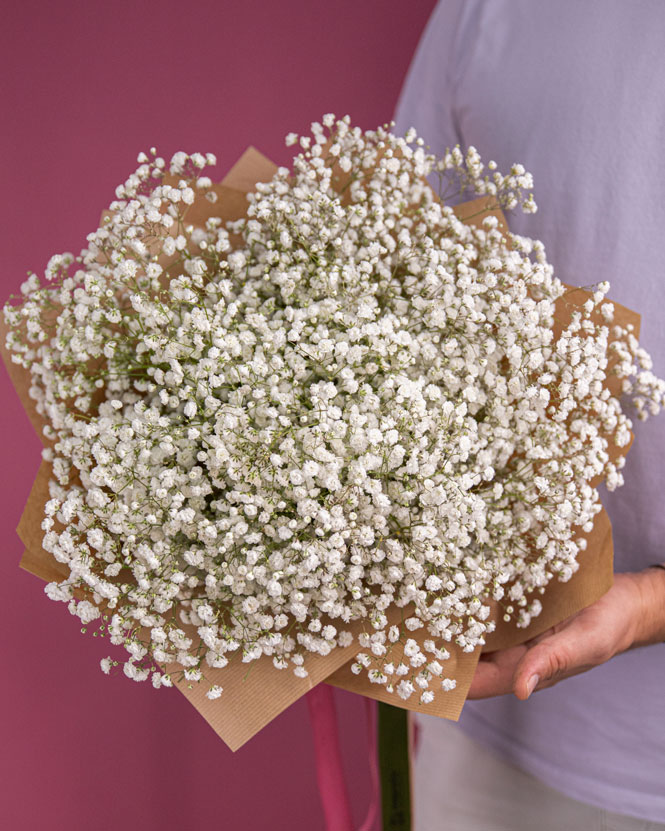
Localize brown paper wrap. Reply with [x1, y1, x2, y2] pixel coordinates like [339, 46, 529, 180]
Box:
[1, 150, 640, 750]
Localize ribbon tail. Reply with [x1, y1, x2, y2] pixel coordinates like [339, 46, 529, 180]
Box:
[357, 697, 379, 831]
[307, 684, 354, 831]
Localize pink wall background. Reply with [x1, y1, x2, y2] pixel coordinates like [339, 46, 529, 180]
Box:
[0, 2, 437, 829]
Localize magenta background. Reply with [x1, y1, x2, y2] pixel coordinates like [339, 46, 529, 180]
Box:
[0, 2, 437, 829]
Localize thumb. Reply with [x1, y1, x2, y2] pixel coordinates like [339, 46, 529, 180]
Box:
[512, 634, 575, 700]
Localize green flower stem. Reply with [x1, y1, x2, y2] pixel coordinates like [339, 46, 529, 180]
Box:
[378, 701, 412, 831]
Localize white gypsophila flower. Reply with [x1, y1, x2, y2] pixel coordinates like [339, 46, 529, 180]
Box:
[6, 121, 664, 703]
[205, 685, 223, 700]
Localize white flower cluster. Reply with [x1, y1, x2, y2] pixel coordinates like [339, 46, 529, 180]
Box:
[6, 116, 664, 703]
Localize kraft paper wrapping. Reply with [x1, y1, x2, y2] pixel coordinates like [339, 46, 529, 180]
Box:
[1, 149, 640, 750]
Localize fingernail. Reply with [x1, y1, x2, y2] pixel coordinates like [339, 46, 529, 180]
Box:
[526, 674, 540, 698]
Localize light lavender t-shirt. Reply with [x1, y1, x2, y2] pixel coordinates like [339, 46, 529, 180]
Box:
[395, 0, 665, 822]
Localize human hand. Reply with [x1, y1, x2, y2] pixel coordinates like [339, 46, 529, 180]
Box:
[467, 568, 665, 701]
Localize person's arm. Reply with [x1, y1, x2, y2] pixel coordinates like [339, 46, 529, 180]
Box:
[468, 567, 665, 701]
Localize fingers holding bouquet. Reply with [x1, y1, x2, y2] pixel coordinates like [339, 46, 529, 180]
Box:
[468, 568, 665, 701]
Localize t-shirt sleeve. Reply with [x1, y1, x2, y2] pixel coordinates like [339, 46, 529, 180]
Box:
[393, 0, 470, 156]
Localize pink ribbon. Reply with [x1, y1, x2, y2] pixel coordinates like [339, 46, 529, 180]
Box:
[307, 684, 380, 831]
[358, 697, 379, 831]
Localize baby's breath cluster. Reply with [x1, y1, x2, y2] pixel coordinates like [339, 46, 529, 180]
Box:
[5, 116, 664, 703]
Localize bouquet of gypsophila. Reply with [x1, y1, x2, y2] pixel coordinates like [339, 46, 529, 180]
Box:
[4, 115, 664, 715]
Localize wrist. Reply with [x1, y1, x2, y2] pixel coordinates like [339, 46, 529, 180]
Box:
[628, 567, 665, 648]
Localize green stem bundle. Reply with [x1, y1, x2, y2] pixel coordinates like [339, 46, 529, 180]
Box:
[378, 702, 412, 831]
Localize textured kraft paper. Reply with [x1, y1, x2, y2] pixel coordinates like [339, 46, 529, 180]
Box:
[2, 150, 640, 750]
